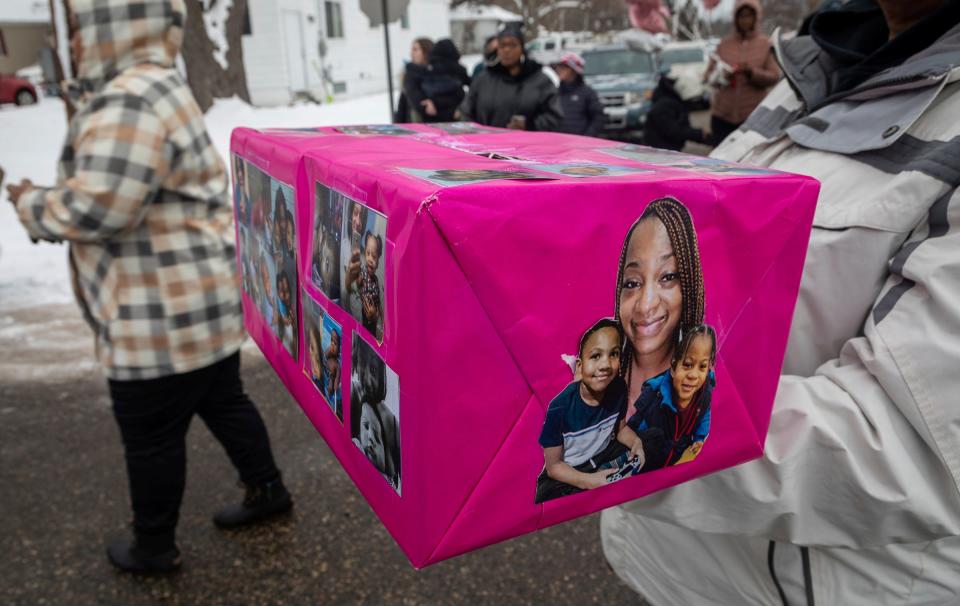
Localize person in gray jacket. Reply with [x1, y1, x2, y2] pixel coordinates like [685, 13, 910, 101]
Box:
[461, 27, 563, 131]
[601, 0, 960, 604]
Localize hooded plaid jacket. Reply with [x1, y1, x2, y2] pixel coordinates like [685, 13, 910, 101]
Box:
[15, 0, 245, 380]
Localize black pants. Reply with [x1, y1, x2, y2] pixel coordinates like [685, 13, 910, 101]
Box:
[710, 115, 742, 147]
[109, 352, 280, 548]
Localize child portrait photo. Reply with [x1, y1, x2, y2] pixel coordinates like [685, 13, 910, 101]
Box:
[302, 291, 344, 421]
[340, 198, 387, 344]
[351, 334, 401, 494]
[311, 182, 344, 304]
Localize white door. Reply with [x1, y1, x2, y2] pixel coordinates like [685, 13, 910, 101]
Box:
[282, 10, 308, 93]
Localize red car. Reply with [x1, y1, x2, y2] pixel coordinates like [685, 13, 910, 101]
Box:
[0, 73, 38, 106]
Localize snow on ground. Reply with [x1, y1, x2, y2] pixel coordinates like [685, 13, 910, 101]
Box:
[0, 93, 390, 313]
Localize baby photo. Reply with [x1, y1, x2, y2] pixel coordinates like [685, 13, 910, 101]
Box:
[529, 163, 654, 178]
[351, 334, 401, 494]
[268, 178, 299, 359]
[302, 292, 344, 421]
[337, 124, 417, 136]
[311, 182, 344, 304]
[340, 198, 387, 344]
[400, 167, 551, 188]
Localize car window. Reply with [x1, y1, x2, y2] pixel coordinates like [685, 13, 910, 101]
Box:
[660, 48, 705, 67]
[545, 41, 556, 50]
[584, 50, 655, 76]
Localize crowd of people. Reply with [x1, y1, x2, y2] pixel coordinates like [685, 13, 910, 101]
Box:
[397, 0, 779, 151]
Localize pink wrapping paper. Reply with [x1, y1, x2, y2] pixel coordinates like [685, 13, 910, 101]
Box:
[229, 123, 819, 567]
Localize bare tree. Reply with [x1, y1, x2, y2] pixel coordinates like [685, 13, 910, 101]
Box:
[181, 0, 251, 112]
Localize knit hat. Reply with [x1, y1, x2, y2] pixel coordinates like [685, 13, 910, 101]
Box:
[555, 52, 585, 75]
[497, 26, 525, 47]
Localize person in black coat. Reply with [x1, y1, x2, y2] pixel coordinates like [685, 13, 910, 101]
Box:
[416, 39, 471, 122]
[398, 37, 433, 122]
[643, 68, 706, 151]
[553, 52, 604, 137]
[461, 27, 563, 131]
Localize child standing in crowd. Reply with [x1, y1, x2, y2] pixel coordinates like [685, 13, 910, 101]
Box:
[553, 53, 605, 137]
[536, 319, 630, 504]
[618, 324, 716, 471]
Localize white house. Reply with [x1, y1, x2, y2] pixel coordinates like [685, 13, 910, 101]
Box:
[0, 0, 51, 74]
[449, 3, 521, 55]
[243, 0, 450, 106]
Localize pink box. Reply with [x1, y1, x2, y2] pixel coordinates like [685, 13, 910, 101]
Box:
[229, 123, 819, 567]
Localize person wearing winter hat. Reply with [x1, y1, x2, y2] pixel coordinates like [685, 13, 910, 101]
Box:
[643, 65, 706, 151]
[553, 52, 605, 137]
[702, 0, 781, 145]
[461, 27, 563, 131]
[5, 0, 291, 575]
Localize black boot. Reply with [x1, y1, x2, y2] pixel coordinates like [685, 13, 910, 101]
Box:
[213, 477, 292, 528]
[106, 540, 181, 574]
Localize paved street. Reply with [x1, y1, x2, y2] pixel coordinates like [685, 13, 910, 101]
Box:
[0, 303, 645, 605]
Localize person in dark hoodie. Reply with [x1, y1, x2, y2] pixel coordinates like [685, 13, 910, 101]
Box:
[417, 38, 471, 122]
[461, 27, 563, 131]
[553, 52, 604, 137]
[643, 66, 706, 151]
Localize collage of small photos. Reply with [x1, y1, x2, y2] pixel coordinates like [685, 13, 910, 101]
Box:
[308, 180, 400, 495]
[232, 155, 299, 361]
[232, 153, 402, 496]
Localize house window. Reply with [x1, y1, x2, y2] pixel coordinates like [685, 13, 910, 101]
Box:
[325, 1, 344, 38]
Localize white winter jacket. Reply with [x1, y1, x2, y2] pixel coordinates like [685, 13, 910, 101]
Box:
[601, 22, 960, 606]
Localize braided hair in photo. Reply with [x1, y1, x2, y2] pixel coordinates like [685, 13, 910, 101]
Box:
[614, 197, 705, 382]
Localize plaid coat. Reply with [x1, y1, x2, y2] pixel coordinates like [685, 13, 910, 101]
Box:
[15, 0, 245, 380]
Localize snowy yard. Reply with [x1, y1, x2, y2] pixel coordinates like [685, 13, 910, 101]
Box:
[0, 94, 390, 312]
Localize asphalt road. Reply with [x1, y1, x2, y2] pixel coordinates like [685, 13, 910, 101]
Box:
[0, 303, 646, 605]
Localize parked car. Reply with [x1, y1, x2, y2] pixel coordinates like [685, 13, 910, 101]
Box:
[658, 40, 713, 109]
[0, 73, 38, 106]
[527, 31, 593, 66]
[582, 43, 658, 138]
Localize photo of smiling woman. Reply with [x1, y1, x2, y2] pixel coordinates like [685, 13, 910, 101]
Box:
[534, 197, 714, 503]
[613, 197, 712, 473]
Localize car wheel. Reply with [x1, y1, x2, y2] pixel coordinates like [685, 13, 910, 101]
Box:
[15, 89, 37, 106]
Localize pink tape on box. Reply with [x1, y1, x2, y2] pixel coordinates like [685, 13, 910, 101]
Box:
[228, 123, 820, 567]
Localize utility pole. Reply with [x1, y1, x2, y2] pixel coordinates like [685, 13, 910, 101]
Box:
[381, 0, 395, 122]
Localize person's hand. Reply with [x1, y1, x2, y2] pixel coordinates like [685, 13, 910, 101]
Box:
[344, 249, 361, 292]
[630, 438, 646, 469]
[507, 115, 526, 130]
[362, 294, 378, 320]
[5, 178, 34, 205]
[585, 468, 618, 489]
[421, 99, 438, 117]
[676, 441, 704, 464]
